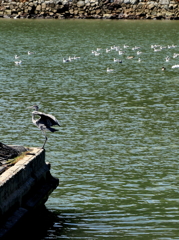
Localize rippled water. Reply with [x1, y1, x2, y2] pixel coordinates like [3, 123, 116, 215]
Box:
[1, 19, 179, 239]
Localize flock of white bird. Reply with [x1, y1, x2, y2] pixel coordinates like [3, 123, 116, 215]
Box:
[14, 51, 34, 65]
[62, 56, 81, 63]
[62, 43, 179, 73]
[15, 44, 179, 72]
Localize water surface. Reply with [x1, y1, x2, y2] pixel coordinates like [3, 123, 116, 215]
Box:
[1, 19, 179, 239]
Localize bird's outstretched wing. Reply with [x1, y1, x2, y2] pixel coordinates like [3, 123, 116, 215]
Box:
[32, 111, 60, 127]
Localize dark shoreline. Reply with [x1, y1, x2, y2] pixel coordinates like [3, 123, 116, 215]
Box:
[0, 0, 179, 20]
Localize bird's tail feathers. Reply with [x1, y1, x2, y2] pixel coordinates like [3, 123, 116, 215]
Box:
[48, 127, 58, 132]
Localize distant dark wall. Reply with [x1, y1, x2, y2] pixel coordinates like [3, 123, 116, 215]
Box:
[0, 0, 178, 19]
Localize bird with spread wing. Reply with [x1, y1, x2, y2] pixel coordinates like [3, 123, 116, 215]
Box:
[27, 105, 60, 149]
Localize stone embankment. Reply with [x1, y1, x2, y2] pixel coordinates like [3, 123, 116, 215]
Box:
[0, 0, 179, 19]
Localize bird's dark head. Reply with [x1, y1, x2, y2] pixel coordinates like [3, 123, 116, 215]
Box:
[27, 105, 39, 111]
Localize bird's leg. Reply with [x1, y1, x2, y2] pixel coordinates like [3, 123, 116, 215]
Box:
[42, 136, 48, 149]
[41, 131, 48, 149]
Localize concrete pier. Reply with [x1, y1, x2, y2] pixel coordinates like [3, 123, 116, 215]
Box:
[0, 147, 59, 239]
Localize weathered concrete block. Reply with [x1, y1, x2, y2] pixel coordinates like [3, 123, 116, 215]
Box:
[0, 148, 55, 217]
[0, 147, 59, 239]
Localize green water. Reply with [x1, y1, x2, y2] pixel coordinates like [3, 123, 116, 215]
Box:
[1, 19, 179, 239]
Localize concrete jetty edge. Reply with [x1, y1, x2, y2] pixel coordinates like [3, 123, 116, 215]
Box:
[0, 147, 59, 239]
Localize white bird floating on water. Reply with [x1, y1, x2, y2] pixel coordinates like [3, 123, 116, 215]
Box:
[154, 48, 161, 52]
[168, 45, 177, 49]
[27, 105, 61, 149]
[114, 58, 122, 63]
[118, 50, 125, 55]
[68, 56, 73, 61]
[132, 46, 140, 50]
[15, 55, 20, 59]
[63, 56, 80, 62]
[151, 44, 158, 49]
[28, 51, 34, 55]
[73, 56, 80, 60]
[137, 51, 142, 55]
[14, 60, 22, 65]
[173, 53, 179, 58]
[160, 46, 167, 50]
[171, 65, 179, 68]
[107, 67, 114, 72]
[123, 44, 129, 49]
[126, 56, 134, 59]
[165, 56, 170, 62]
[111, 45, 117, 50]
[63, 58, 70, 63]
[94, 52, 100, 56]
